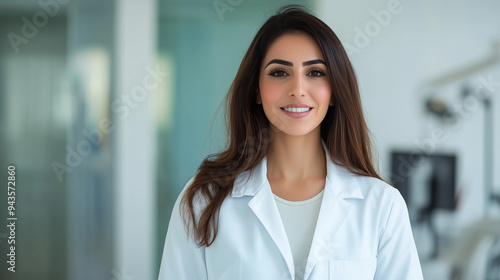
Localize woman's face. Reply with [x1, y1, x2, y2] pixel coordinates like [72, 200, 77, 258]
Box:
[258, 32, 332, 137]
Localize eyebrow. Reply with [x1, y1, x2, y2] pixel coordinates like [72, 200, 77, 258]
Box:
[264, 59, 326, 68]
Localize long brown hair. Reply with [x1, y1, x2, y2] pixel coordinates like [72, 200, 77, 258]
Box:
[180, 5, 381, 247]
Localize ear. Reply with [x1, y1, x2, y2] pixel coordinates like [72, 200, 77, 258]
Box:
[256, 90, 262, 104]
[329, 98, 334, 106]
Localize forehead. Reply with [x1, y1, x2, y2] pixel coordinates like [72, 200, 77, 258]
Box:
[263, 32, 325, 64]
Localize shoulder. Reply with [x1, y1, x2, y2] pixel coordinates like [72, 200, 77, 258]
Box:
[346, 174, 412, 242]
[353, 174, 407, 214]
[173, 177, 209, 219]
[175, 177, 196, 206]
[325, 155, 401, 207]
[356, 175, 399, 198]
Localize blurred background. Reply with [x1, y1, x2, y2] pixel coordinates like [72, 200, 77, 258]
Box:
[0, 0, 499, 279]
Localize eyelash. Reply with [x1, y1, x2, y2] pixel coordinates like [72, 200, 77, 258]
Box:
[268, 68, 326, 78]
[268, 68, 287, 77]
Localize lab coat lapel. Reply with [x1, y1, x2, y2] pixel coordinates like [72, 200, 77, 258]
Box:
[303, 143, 364, 279]
[231, 143, 364, 280]
[303, 179, 353, 279]
[232, 157, 295, 278]
[248, 181, 295, 278]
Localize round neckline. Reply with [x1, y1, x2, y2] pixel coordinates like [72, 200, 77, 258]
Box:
[273, 189, 325, 206]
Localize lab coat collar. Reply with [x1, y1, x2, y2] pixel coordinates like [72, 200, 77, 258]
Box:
[230, 140, 364, 200]
[230, 140, 365, 279]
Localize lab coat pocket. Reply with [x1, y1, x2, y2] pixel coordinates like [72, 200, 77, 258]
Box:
[328, 258, 377, 280]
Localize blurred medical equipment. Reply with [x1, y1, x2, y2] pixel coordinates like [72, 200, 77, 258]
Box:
[391, 151, 457, 258]
[394, 41, 500, 280]
[424, 42, 500, 216]
[444, 218, 500, 280]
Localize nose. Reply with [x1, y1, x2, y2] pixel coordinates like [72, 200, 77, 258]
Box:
[288, 74, 306, 98]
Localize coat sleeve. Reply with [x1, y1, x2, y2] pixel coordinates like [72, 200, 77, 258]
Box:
[374, 188, 424, 280]
[158, 178, 208, 280]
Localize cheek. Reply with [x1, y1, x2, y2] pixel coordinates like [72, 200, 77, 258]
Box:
[313, 84, 332, 106]
[259, 81, 284, 106]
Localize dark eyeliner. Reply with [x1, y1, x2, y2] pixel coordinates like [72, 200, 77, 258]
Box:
[308, 68, 326, 77]
[268, 68, 288, 77]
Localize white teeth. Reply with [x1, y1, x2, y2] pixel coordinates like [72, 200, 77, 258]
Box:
[283, 107, 311, 113]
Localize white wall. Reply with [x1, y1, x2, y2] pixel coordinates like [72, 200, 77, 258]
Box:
[316, 0, 500, 228]
[114, 0, 157, 279]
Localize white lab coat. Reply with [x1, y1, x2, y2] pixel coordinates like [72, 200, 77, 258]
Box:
[158, 144, 423, 280]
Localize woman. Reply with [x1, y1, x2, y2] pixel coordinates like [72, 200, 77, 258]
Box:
[159, 5, 423, 280]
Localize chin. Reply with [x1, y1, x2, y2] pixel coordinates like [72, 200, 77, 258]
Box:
[272, 124, 321, 138]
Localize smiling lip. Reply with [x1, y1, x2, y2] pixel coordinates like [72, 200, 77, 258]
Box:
[280, 104, 313, 118]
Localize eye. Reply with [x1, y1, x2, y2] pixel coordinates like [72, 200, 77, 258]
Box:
[268, 68, 288, 78]
[308, 69, 326, 77]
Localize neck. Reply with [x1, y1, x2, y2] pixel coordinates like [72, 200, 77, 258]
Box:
[266, 126, 326, 181]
